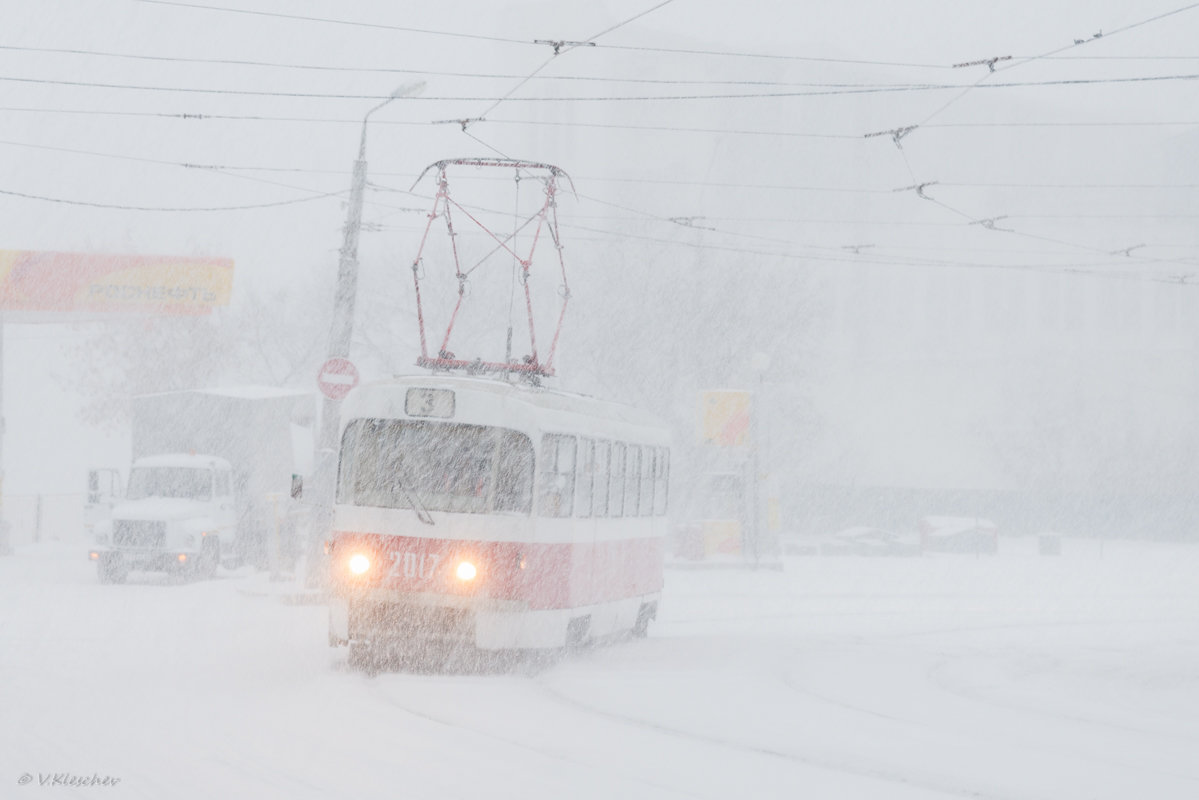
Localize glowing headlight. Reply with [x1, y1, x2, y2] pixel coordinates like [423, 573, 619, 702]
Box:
[348, 554, 372, 575]
[455, 561, 477, 581]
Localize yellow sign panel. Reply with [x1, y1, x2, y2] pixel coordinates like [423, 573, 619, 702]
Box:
[0, 250, 233, 317]
[700, 390, 751, 447]
[702, 519, 742, 556]
[768, 497, 781, 532]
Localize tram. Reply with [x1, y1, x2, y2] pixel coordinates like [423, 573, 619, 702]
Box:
[327, 375, 671, 656]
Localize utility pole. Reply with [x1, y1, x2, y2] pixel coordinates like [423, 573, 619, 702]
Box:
[0, 317, 9, 556]
[749, 352, 772, 569]
[305, 82, 424, 588]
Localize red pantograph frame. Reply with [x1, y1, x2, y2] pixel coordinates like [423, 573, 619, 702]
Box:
[408, 158, 573, 380]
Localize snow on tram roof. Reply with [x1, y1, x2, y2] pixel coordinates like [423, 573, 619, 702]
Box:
[132, 453, 233, 470]
[350, 374, 668, 429]
[197, 386, 310, 400]
[134, 386, 310, 401]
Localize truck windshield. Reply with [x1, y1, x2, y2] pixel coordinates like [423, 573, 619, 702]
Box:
[126, 467, 213, 501]
[338, 419, 534, 514]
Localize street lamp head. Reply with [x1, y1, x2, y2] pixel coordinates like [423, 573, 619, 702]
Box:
[389, 80, 426, 100]
[358, 80, 427, 157]
[367, 81, 426, 120]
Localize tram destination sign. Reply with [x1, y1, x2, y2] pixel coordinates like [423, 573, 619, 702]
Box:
[406, 388, 455, 418]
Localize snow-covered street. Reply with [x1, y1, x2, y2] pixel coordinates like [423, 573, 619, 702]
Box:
[4, 2, 1199, 798]
[3, 539, 1197, 799]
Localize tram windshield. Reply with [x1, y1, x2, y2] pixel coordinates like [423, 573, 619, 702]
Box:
[337, 419, 535, 514]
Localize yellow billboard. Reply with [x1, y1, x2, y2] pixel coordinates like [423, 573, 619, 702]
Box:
[0, 250, 233, 317]
[700, 390, 751, 447]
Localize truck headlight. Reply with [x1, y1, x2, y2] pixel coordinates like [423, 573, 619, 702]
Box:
[348, 554, 371, 575]
[456, 561, 477, 581]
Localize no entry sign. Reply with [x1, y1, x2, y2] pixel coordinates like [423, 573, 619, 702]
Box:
[317, 357, 359, 400]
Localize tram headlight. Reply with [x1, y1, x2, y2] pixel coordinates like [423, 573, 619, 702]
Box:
[348, 554, 372, 575]
[455, 561, 477, 581]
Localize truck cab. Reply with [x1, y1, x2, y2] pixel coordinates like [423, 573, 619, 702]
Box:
[89, 454, 236, 583]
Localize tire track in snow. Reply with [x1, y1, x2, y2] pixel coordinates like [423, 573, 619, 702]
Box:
[533, 674, 1010, 800]
[366, 676, 707, 800]
[924, 649, 1199, 748]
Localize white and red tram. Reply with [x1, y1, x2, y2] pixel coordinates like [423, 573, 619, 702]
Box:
[327, 375, 671, 654]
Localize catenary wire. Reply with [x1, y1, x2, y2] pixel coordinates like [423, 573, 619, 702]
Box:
[3, 104, 1197, 138]
[0, 44, 957, 88]
[4, 72, 1199, 102]
[136, 0, 530, 45]
[0, 186, 344, 211]
[8, 134, 1196, 195]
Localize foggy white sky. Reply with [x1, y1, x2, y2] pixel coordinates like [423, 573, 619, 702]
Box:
[3, 0, 1198, 500]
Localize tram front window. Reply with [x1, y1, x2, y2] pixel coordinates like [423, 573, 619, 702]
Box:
[338, 419, 535, 514]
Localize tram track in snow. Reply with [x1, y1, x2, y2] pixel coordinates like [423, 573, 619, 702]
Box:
[770, 624, 1199, 791]
[922, 646, 1199, 747]
[531, 671, 1007, 800]
[364, 670, 708, 800]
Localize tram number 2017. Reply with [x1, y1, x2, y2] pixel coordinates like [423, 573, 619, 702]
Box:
[387, 551, 442, 580]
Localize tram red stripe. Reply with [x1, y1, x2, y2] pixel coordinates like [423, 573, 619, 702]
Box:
[330, 532, 663, 610]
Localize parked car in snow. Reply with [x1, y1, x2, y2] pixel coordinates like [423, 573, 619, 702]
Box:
[820, 527, 921, 557]
[919, 516, 998, 555]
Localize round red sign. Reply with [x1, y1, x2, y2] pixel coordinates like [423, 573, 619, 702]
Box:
[317, 357, 359, 400]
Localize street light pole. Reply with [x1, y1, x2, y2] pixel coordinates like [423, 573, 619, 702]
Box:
[0, 317, 9, 556]
[748, 352, 771, 569]
[306, 82, 424, 588]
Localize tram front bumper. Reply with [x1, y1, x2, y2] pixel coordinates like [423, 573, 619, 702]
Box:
[329, 593, 546, 650]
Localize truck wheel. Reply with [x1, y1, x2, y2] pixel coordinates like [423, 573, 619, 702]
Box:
[632, 602, 656, 638]
[196, 538, 220, 579]
[98, 554, 128, 585]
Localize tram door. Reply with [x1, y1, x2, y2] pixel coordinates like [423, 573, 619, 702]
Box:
[576, 437, 601, 602]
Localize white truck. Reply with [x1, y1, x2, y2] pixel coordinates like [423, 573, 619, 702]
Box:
[87, 387, 314, 583]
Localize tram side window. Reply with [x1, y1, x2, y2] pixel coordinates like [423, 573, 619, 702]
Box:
[576, 438, 595, 518]
[609, 443, 626, 517]
[494, 430, 535, 513]
[653, 447, 670, 516]
[639, 447, 655, 516]
[593, 440, 610, 517]
[538, 434, 576, 517]
[625, 445, 641, 517]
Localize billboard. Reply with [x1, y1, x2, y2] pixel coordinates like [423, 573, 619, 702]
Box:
[700, 390, 752, 447]
[0, 250, 233, 318]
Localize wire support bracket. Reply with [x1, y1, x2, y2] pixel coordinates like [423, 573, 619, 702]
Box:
[969, 215, 1013, 231]
[865, 125, 918, 149]
[432, 117, 487, 132]
[533, 39, 597, 55]
[952, 55, 1012, 71]
[894, 181, 938, 199]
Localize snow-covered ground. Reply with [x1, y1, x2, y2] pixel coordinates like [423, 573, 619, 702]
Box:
[2, 538, 1197, 799]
